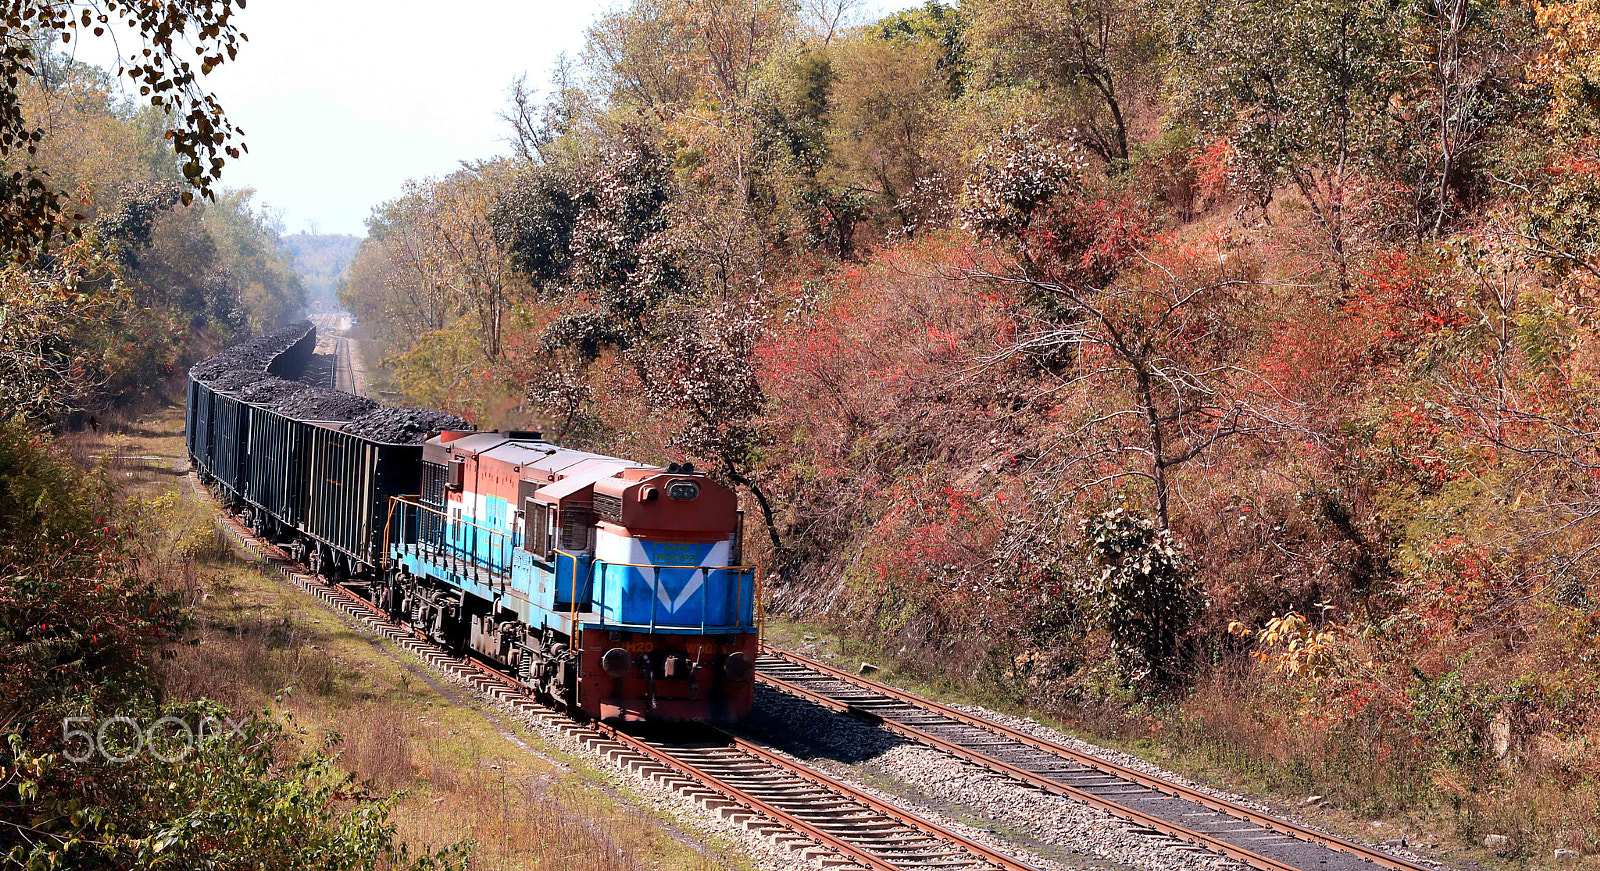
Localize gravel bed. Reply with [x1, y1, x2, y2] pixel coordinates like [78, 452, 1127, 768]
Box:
[746, 686, 1223, 871]
[941, 702, 1443, 868]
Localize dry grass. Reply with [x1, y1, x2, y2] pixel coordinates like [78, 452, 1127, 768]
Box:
[78, 405, 743, 871]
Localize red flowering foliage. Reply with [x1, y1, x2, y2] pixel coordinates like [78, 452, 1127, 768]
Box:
[1024, 191, 1158, 290]
[1340, 252, 1466, 365]
[756, 234, 1019, 478]
[1191, 138, 1234, 210]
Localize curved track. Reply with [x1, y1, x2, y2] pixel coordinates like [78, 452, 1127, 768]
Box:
[199, 476, 1041, 871]
[757, 646, 1435, 871]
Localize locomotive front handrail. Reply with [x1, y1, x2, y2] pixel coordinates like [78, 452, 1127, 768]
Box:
[388, 495, 763, 639]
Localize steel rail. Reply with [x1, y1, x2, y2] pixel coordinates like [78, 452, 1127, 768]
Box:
[717, 732, 1040, 871]
[332, 590, 1037, 870]
[450, 652, 1040, 871]
[756, 668, 1299, 871]
[758, 644, 1431, 871]
[592, 720, 1036, 871]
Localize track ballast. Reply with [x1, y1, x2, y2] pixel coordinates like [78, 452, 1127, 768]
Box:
[756, 646, 1437, 871]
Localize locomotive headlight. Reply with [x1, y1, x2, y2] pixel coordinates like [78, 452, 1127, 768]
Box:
[601, 647, 632, 678]
[667, 480, 699, 501]
[723, 651, 753, 682]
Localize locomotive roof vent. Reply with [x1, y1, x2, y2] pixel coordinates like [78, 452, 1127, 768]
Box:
[507, 429, 543, 440]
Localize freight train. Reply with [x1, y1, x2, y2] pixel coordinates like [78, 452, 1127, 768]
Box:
[186, 322, 760, 722]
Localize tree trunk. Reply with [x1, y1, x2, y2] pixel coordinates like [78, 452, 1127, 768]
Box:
[1135, 366, 1172, 529]
[726, 464, 784, 554]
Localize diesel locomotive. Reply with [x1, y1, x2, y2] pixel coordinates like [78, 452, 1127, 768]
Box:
[187, 322, 760, 722]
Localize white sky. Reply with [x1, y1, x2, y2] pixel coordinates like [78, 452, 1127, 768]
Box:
[76, 0, 918, 237]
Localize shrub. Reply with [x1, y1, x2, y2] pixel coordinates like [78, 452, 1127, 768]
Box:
[1080, 508, 1203, 692]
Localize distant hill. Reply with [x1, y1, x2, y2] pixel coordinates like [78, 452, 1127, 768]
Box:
[284, 233, 362, 311]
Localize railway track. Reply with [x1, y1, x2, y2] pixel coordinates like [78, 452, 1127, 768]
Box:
[196, 476, 1044, 871]
[756, 646, 1438, 871]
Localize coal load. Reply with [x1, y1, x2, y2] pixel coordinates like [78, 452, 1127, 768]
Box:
[190, 320, 315, 385]
[230, 377, 377, 422]
[298, 353, 335, 389]
[343, 406, 472, 444]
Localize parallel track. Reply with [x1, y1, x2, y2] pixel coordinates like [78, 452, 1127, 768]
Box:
[756, 646, 1436, 871]
[198, 477, 1042, 871]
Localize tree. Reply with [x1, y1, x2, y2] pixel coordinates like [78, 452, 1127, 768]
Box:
[804, 0, 866, 45]
[963, 137, 1287, 528]
[0, 0, 246, 256]
[348, 169, 519, 362]
[0, 240, 124, 417]
[1168, 0, 1398, 293]
[1081, 507, 1202, 690]
[876, 2, 969, 95]
[341, 235, 457, 354]
[584, 0, 793, 112]
[825, 30, 952, 236]
[637, 299, 784, 551]
[968, 0, 1163, 167]
[491, 132, 682, 358]
[502, 57, 591, 166]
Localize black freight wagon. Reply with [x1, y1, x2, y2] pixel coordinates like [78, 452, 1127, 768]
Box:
[186, 378, 207, 473]
[210, 390, 251, 500]
[244, 405, 345, 539]
[189, 378, 219, 483]
[299, 423, 423, 578]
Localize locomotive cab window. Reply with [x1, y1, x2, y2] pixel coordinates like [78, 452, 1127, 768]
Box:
[447, 457, 465, 491]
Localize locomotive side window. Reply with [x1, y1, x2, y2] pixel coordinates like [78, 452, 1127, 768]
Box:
[561, 507, 592, 552]
[524, 500, 549, 559]
[447, 457, 465, 491]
